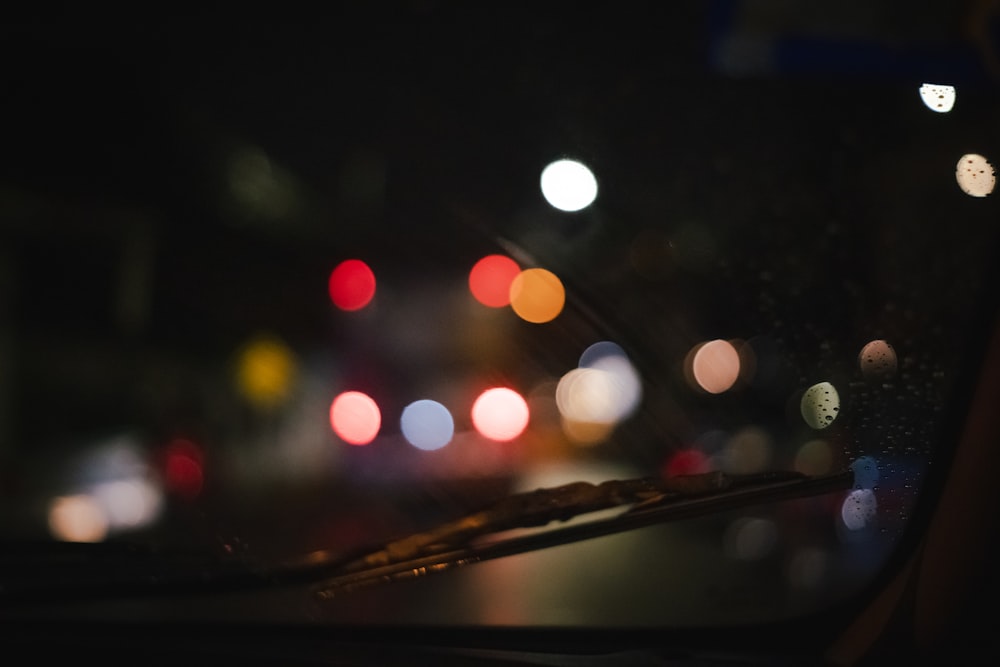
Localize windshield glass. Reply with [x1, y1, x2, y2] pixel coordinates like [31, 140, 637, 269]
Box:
[2, 4, 999, 630]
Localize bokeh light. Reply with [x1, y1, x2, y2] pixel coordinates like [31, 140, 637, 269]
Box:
[955, 153, 996, 197]
[918, 83, 956, 112]
[92, 479, 162, 529]
[858, 339, 897, 380]
[721, 426, 773, 474]
[841, 457, 879, 532]
[841, 489, 877, 531]
[163, 438, 205, 500]
[48, 495, 109, 543]
[329, 259, 376, 311]
[235, 334, 298, 409]
[787, 547, 829, 591]
[723, 517, 778, 561]
[560, 417, 615, 446]
[687, 339, 741, 394]
[472, 387, 530, 441]
[330, 391, 382, 445]
[556, 367, 633, 425]
[510, 268, 565, 323]
[572, 341, 643, 424]
[851, 456, 879, 489]
[225, 145, 302, 225]
[540, 158, 598, 212]
[664, 449, 711, 477]
[469, 254, 521, 308]
[793, 439, 834, 476]
[800, 381, 840, 430]
[578, 341, 626, 368]
[401, 399, 454, 450]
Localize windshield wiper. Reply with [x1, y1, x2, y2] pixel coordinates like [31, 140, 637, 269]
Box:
[311, 469, 854, 600]
[0, 469, 853, 607]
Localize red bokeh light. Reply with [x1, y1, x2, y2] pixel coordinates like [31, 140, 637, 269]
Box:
[468, 254, 520, 308]
[163, 438, 204, 501]
[664, 449, 710, 478]
[330, 391, 382, 445]
[329, 259, 376, 311]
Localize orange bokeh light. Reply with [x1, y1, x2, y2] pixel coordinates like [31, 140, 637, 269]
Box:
[510, 268, 565, 324]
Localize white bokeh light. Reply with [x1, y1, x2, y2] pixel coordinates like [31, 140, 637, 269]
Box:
[540, 159, 598, 212]
[92, 478, 163, 529]
[918, 83, 956, 113]
[401, 399, 455, 451]
[956, 153, 996, 197]
[841, 489, 878, 531]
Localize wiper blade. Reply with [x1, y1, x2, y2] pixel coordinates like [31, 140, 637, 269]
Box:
[0, 470, 852, 607]
[313, 469, 854, 599]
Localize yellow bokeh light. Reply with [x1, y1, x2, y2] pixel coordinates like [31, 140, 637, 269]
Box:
[561, 416, 615, 446]
[235, 334, 297, 409]
[509, 268, 565, 324]
[800, 381, 840, 430]
[794, 439, 834, 476]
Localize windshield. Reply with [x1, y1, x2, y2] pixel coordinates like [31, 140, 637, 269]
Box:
[2, 3, 999, 633]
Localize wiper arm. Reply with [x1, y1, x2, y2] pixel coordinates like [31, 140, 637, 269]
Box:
[0, 470, 852, 607]
[313, 469, 854, 599]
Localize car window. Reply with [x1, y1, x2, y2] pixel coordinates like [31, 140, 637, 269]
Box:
[2, 2, 999, 635]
